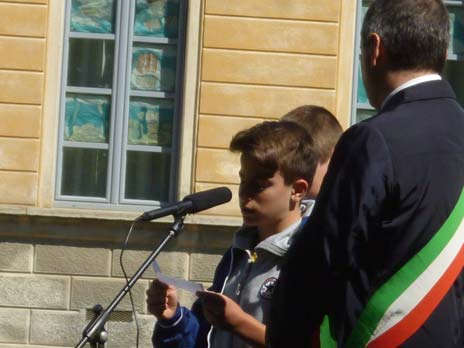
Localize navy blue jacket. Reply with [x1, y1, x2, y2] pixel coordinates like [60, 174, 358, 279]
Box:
[268, 80, 464, 347]
[153, 219, 309, 348]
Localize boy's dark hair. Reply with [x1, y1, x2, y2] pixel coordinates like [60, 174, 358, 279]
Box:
[230, 121, 317, 186]
[281, 105, 342, 163]
[361, 0, 449, 73]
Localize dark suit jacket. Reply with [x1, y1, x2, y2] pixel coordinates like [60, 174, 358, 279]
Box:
[268, 80, 464, 348]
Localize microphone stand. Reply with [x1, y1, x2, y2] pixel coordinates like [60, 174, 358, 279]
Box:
[75, 213, 186, 348]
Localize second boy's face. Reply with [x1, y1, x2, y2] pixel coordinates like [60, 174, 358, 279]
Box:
[238, 154, 296, 232]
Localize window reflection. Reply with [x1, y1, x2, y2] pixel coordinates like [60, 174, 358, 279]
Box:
[65, 94, 110, 143]
[131, 45, 177, 92]
[71, 0, 115, 33]
[128, 98, 173, 146]
[134, 0, 179, 38]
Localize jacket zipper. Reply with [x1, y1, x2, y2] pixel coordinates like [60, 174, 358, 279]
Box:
[235, 250, 256, 298]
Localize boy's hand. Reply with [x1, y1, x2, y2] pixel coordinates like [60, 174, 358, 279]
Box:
[196, 290, 245, 331]
[197, 290, 266, 347]
[146, 279, 179, 320]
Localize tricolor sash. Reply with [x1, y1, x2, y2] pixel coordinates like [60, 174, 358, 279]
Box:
[320, 188, 464, 348]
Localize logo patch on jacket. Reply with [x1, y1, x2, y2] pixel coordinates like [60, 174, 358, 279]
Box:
[259, 277, 277, 299]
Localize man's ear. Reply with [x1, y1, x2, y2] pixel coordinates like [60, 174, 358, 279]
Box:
[291, 179, 309, 201]
[366, 32, 382, 68]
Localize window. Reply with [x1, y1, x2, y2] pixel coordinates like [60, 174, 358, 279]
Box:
[56, 0, 186, 209]
[352, 0, 464, 124]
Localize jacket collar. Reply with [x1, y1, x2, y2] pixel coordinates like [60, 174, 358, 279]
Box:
[381, 79, 457, 112]
[232, 219, 302, 257]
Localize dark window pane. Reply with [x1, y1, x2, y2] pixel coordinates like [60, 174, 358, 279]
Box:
[131, 44, 177, 92]
[449, 6, 464, 56]
[65, 94, 110, 143]
[70, 0, 116, 34]
[61, 148, 108, 197]
[443, 60, 464, 107]
[68, 38, 114, 88]
[125, 151, 170, 201]
[134, 0, 179, 38]
[357, 3, 371, 107]
[362, 1, 372, 8]
[128, 98, 173, 146]
[357, 62, 369, 105]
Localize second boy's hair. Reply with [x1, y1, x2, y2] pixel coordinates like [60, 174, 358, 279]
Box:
[281, 105, 342, 163]
[230, 121, 317, 186]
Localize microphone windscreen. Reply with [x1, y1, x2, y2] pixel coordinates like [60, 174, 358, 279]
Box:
[183, 187, 232, 214]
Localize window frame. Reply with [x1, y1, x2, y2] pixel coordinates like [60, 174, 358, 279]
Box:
[55, 0, 188, 211]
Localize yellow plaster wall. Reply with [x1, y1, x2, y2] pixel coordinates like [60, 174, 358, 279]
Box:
[0, 0, 357, 222]
[195, 0, 356, 217]
[0, 0, 48, 205]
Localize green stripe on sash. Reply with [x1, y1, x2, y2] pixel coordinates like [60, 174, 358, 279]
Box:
[346, 188, 464, 347]
[320, 316, 337, 348]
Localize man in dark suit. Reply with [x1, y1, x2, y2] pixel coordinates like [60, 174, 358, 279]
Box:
[267, 0, 464, 347]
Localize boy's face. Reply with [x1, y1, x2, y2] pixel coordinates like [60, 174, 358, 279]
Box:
[238, 154, 299, 232]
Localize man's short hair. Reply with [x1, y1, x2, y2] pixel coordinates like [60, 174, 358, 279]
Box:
[361, 0, 450, 73]
[281, 105, 343, 163]
[230, 121, 317, 186]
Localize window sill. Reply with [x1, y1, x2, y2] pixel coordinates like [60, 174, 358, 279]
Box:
[0, 205, 243, 227]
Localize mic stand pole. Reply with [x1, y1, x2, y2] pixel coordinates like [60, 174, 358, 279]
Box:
[75, 213, 186, 348]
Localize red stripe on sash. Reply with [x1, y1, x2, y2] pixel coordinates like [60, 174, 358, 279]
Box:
[368, 243, 464, 348]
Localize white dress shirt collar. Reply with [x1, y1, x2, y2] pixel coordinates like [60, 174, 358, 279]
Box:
[380, 74, 441, 110]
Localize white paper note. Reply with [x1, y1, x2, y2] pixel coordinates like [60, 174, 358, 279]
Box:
[152, 260, 204, 294]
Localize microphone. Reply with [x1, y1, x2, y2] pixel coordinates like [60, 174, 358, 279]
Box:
[136, 186, 232, 222]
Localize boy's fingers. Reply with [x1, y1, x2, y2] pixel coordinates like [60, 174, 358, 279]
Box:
[147, 303, 168, 316]
[196, 290, 216, 297]
[147, 293, 169, 308]
[150, 278, 169, 289]
[146, 296, 167, 307]
[197, 290, 225, 307]
[147, 279, 174, 296]
[196, 290, 214, 301]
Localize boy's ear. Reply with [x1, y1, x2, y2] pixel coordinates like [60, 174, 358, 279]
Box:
[291, 179, 309, 201]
